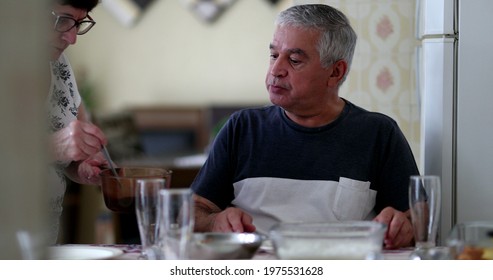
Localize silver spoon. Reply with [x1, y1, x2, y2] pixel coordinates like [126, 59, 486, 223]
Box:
[101, 145, 118, 175]
[101, 145, 122, 188]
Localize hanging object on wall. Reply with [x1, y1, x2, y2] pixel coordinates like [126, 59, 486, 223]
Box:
[266, 0, 282, 4]
[180, 0, 237, 23]
[102, 0, 155, 27]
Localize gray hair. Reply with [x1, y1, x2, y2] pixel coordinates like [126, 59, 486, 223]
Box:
[276, 4, 357, 84]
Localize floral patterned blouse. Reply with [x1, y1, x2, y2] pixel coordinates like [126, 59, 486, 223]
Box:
[46, 53, 81, 244]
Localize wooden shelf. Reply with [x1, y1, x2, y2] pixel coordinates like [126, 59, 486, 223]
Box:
[130, 106, 210, 152]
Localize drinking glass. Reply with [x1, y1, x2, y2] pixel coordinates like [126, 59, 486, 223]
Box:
[135, 178, 166, 260]
[158, 188, 194, 260]
[408, 175, 441, 259]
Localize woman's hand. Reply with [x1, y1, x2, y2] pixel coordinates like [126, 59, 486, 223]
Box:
[51, 120, 107, 163]
[67, 152, 111, 186]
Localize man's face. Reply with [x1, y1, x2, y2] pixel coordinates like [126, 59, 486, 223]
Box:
[50, 5, 88, 60]
[265, 25, 333, 116]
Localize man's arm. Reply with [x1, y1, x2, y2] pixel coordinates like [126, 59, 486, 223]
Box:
[193, 194, 222, 232]
[193, 194, 256, 233]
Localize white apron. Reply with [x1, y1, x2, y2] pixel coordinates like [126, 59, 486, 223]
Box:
[232, 177, 377, 234]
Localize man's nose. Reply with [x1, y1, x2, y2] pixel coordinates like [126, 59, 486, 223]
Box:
[270, 59, 288, 77]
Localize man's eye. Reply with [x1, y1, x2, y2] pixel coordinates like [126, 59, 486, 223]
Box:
[290, 58, 301, 64]
[270, 54, 278, 60]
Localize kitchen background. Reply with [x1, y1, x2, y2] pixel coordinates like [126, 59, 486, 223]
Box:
[0, 0, 421, 249]
[70, 0, 420, 163]
[61, 0, 421, 244]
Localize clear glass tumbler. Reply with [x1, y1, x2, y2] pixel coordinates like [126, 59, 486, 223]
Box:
[158, 188, 194, 260]
[135, 178, 166, 259]
[408, 175, 442, 259]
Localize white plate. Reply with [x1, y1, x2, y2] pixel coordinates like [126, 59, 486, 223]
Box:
[48, 245, 123, 260]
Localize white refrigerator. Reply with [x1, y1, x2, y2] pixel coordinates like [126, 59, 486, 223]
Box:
[418, 0, 493, 244]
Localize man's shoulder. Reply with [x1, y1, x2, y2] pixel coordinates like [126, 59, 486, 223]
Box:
[346, 101, 398, 126]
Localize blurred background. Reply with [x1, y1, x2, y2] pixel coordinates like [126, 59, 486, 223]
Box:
[70, 0, 419, 162]
[1, 0, 420, 249]
[65, 0, 419, 245]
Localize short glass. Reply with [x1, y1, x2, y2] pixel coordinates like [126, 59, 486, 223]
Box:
[447, 221, 493, 260]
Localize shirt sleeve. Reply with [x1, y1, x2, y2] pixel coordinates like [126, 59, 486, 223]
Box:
[374, 121, 420, 213]
[190, 117, 237, 209]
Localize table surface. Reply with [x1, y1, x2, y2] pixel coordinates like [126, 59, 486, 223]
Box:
[54, 243, 415, 260]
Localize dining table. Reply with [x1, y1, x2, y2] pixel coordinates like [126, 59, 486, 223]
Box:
[50, 243, 417, 260]
[22, 244, 477, 280]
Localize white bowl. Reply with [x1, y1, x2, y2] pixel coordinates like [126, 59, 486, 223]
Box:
[269, 221, 386, 260]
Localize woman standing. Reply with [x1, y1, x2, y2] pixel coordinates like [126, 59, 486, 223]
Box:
[47, 0, 109, 244]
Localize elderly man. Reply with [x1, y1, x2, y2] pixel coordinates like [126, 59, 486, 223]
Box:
[190, 4, 418, 249]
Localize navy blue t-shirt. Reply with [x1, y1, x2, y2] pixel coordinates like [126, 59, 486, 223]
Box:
[191, 100, 419, 229]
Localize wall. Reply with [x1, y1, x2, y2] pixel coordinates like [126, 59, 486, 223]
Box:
[0, 0, 50, 259]
[68, 0, 278, 113]
[68, 0, 419, 162]
[316, 0, 420, 162]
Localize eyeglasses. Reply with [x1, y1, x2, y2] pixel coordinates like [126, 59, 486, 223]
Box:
[52, 11, 96, 35]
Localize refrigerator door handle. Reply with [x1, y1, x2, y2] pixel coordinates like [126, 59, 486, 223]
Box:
[415, 0, 423, 40]
[415, 45, 422, 115]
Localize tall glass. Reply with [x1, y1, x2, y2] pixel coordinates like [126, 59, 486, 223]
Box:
[135, 178, 166, 260]
[158, 188, 194, 260]
[408, 175, 441, 259]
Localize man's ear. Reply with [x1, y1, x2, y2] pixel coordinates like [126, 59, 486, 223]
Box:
[327, 60, 348, 87]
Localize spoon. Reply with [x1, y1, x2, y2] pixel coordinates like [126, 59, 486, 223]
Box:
[101, 145, 118, 176]
[101, 145, 122, 188]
